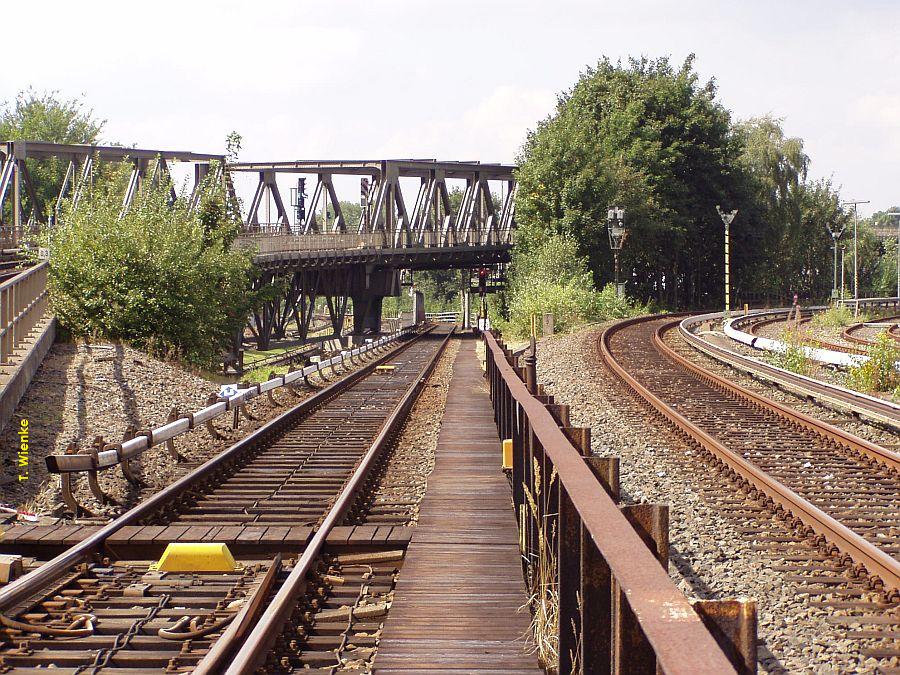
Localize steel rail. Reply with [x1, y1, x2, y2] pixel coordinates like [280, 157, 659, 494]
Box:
[680, 313, 900, 430]
[224, 329, 454, 674]
[192, 554, 284, 674]
[842, 314, 900, 348]
[599, 315, 900, 592]
[0, 329, 428, 614]
[45, 328, 413, 474]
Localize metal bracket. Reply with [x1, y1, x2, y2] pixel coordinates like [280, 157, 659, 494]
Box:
[59, 443, 93, 518]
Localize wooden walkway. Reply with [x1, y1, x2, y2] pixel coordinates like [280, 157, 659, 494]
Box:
[375, 338, 541, 674]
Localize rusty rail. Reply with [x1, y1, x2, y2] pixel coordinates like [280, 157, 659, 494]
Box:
[45, 326, 417, 477]
[0, 260, 49, 365]
[483, 330, 752, 675]
[600, 315, 900, 594]
[223, 328, 453, 673]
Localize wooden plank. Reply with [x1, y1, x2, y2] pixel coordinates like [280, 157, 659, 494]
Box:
[375, 340, 538, 672]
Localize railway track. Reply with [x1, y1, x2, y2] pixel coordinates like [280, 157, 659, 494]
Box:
[600, 315, 900, 667]
[0, 326, 451, 673]
[740, 308, 900, 355]
[682, 312, 900, 430]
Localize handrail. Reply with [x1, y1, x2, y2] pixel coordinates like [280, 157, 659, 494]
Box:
[45, 326, 417, 474]
[483, 330, 743, 674]
[0, 260, 49, 365]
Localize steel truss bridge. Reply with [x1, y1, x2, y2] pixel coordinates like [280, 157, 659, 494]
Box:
[0, 142, 516, 358]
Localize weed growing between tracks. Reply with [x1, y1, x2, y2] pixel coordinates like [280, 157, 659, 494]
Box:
[845, 332, 900, 394]
[521, 458, 561, 671]
[765, 329, 814, 376]
[811, 304, 867, 328]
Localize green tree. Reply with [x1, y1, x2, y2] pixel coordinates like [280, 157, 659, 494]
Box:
[733, 117, 847, 301]
[40, 162, 254, 368]
[0, 89, 105, 220]
[873, 208, 900, 295]
[515, 55, 743, 308]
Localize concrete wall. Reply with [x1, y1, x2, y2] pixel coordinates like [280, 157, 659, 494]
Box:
[0, 318, 55, 435]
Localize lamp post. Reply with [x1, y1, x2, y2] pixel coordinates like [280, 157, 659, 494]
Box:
[825, 219, 846, 301]
[716, 206, 738, 317]
[607, 207, 627, 297]
[841, 200, 870, 316]
[840, 244, 846, 301]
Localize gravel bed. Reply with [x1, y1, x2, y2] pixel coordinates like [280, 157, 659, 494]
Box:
[536, 323, 886, 673]
[0, 339, 388, 520]
[357, 338, 460, 525]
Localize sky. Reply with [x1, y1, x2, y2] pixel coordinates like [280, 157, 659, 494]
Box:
[1, 0, 897, 216]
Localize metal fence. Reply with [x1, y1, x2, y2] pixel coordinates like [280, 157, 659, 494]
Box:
[0, 261, 49, 365]
[483, 330, 755, 674]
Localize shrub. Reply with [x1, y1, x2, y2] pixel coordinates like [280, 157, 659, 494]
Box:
[845, 333, 900, 393]
[498, 233, 646, 337]
[811, 304, 855, 328]
[766, 329, 813, 376]
[37, 161, 253, 368]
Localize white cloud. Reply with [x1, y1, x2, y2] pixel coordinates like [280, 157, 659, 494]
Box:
[374, 85, 556, 163]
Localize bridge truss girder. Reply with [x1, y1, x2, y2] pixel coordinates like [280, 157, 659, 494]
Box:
[230, 159, 517, 249]
[0, 140, 225, 246]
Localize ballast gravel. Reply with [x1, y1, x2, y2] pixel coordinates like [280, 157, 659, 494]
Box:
[359, 338, 460, 525]
[535, 323, 884, 674]
[0, 339, 384, 519]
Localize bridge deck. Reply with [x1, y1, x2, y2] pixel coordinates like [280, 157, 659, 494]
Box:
[374, 338, 541, 673]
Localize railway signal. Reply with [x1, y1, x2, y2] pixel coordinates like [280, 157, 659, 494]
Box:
[607, 207, 627, 297]
[826, 217, 846, 300]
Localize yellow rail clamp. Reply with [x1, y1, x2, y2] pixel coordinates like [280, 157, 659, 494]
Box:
[502, 438, 513, 470]
[375, 365, 396, 373]
[150, 543, 243, 573]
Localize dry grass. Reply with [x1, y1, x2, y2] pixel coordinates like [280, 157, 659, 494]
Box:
[521, 458, 560, 671]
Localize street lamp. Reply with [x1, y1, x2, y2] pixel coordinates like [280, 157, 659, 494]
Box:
[841, 199, 870, 316]
[716, 206, 738, 317]
[825, 218, 846, 301]
[607, 207, 627, 297]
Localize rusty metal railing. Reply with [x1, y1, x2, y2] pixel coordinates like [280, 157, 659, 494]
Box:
[0, 261, 49, 366]
[483, 330, 756, 675]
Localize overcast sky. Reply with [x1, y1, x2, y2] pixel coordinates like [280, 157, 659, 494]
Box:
[1, 0, 897, 216]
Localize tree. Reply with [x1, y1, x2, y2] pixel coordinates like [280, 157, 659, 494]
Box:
[0, 89, 105, 220]
[515, 55, 743, 307]
[40, 162, 254, 368]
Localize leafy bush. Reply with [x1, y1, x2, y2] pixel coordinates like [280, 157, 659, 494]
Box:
[811, 304, 854, 328]
[766, 329, 813, 376]
[38, 161, 253, 368]
[845, 333, 900, 393]
[497, 233, 646, 337]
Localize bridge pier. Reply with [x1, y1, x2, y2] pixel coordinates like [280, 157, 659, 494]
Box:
[349, 267, 400, 344]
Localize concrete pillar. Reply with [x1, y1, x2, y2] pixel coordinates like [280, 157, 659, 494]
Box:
[413, 290, 425, 325]
[462, 291, 471, 329]
[351, 296, 383, 337]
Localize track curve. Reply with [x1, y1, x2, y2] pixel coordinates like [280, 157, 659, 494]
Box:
[599, 315, 900, 594]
